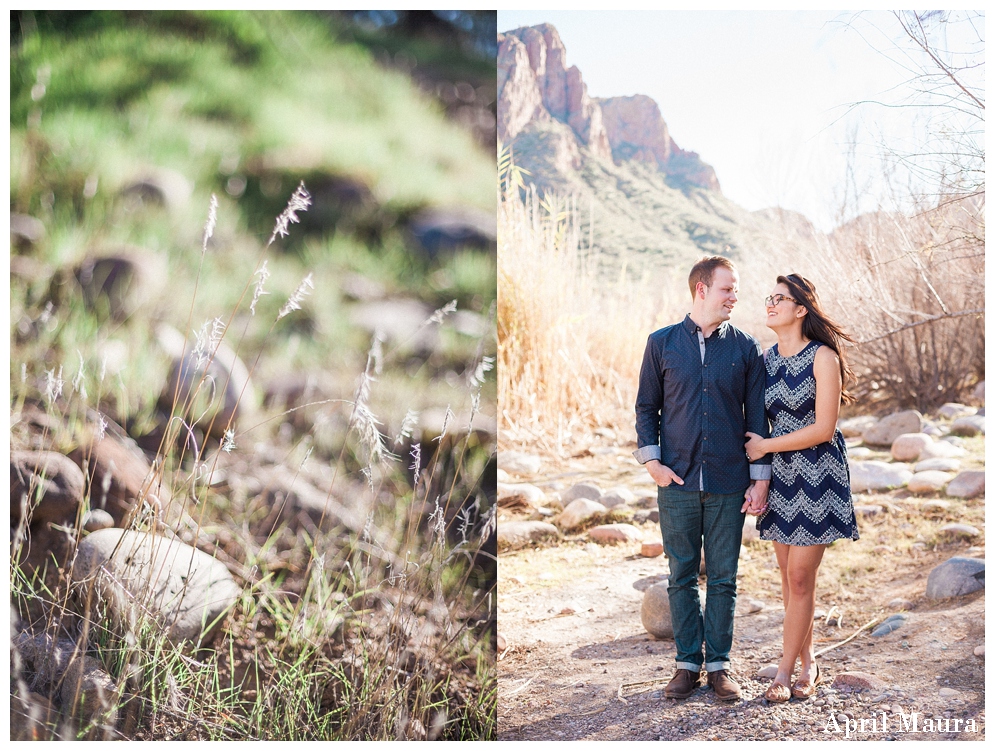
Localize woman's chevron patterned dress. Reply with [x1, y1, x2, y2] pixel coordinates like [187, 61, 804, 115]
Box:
[757, 341, 859, 545]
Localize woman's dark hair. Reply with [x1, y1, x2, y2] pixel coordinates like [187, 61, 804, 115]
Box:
[778, 274, 857, 404]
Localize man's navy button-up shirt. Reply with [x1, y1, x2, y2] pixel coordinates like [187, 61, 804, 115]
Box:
[634, 314, 771, 493]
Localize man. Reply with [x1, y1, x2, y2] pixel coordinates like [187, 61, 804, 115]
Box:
[634, 256, 770, 702]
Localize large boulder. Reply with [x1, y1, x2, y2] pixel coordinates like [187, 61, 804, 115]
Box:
[70, 248, 167, 321]
[562, 482, 603, 504]
[862, 411, 923, 447]
[918, 440, 967, 460]
[890, 433, 933, 462]
[11, 450, 85, 525]
[497, 520, 559, 551]
[72, 529, 241, 644]
[498, 451, 541, 476]
[497, 482, 546, 509]
[588, 523, 642, 544]
[950, 415, 985, 437]
[641, 582, 673, 639]
[557, 498, 607, 531]
[848, 461, 912, 492]
[946, 471, 985, 499]
[925, 556, 985, 599]
[907, 471, 953, 495]
[837, 415, 878, 438]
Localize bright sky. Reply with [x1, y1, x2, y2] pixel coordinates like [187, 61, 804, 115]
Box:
[498, 10, 984, 232]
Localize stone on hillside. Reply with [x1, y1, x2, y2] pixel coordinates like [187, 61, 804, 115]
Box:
[914, 457, 961, 472]
[925, 556, 985, 599]
[862, 411, 923, 447]
[757, 665, 779, 679]
[70, 427, 164, 525]
[890, 433, 933, 462]
[588, 523, 642, 544]
[497, 633, 507, 652]
[742, 516, 760, 544]
[937, 403, 975, 420]
[847, 446, 872, 458]
[557, 498, 608, 530]
[974, 644, 984, 658]
[499, 451, 541, 476]
[350, 299, 440, 353]
[907, 471, 953, 495]
[157, 324, 257, 441]
[497, 520, 560, 551]
[739, 598, 765, 614]
[921, 423, 945, 437]
[920, 500, 952, 514]
[950, 415, 985, 437]
[10, 450, 85, 524]
[871, 613, 909, 637]
[641, 541, 663, 557]
[917, 440, 967, 460]
[641, 582, 673, 639]
[832, 671, 887, 692]
[73, 248, 167, 321]
[61, 654, 117, 727]
[848, 461, 912, 492]
[939, 523, 980, 539]
[72, 529, 241, 644]
[82, 509, 115, 533]
[408, 205, 497, 256]
[838, 415, 878, 438]
[600, 486, 636, 508]
[634, 509, 660, 525]
[119, 168, 192, 211]
[562, 482, 603, 503]
[887, 598, 913, 610]
[946, 471, 985, 499]
[497, 482, 545, 509]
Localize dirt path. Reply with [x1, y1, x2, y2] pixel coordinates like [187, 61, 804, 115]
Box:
[497, 449, 985, 741]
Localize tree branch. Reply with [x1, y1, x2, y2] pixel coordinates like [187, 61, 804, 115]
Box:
[857, 307, 984, 345]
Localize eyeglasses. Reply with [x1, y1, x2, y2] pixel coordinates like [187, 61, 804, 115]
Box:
[764, 294, 798, 307]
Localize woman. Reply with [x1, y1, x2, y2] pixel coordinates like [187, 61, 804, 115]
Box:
[744, 274, 859, 703]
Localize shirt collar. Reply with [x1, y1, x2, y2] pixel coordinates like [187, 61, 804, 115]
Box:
[683, 314, 727, 338]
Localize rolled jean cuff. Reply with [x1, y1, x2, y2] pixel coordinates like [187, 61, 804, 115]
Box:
[675, 660, 702, 672]
[705, 660, 731, 672]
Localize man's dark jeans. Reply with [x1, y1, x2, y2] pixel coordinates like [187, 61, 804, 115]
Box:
[658, 485, 746, 672]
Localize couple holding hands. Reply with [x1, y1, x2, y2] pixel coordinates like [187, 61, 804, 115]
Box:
[634, 256, 858, 703]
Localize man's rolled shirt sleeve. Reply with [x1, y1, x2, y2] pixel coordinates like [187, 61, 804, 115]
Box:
[634, 335, 663, 464]
[746, 341, 772, 480]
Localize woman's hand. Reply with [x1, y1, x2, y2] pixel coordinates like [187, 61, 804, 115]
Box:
[745, 432, 768, 462]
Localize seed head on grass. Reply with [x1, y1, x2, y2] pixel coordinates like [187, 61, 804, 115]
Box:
[267, 181, 312, 247]
[277, 273, 314, 321]
[202, 194, 218, 255]
[44, 365, 64, 404]
[249, 260, 270, 316]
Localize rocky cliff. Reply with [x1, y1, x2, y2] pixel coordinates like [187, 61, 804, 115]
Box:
[498, 24, 717, 192]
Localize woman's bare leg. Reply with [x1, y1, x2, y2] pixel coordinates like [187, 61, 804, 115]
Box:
[773, 544, 826, 688]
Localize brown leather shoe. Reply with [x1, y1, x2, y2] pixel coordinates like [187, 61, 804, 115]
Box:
[707, 670, 742, 701]
[664, 669, 702, 699]
[791, 663, 823, 699]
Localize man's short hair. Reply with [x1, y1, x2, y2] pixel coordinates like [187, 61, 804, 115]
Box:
[688, 256, 736, 298]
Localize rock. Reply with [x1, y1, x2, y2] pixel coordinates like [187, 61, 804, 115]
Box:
[913, 457, 961, 472]
[408, 205, 497, 256]
[350, 298, 440, 353]
[847, 446, 872, 458]
[887, 598, 913, 610]
[499, 451, 541, 476]
[641, 541, 663, 557]
[741, 516, 760, 543]
[832, 671, 887, 692]
[917, 440, 967, 460]
[72, 528, 241, 644]
[497, 520, 559, 551]
[925, 556, 985, 598]
[497, 482, 545, 509]
[10, 450, 85, 524]
[971, 381, 985, 404]
[70, 427, 163, 525]
[950, 415, 985, 437]
[497, 633, 507, 652]
[853, 504, 883, 517]
[871, 614, 909, 637]
[939, 523, 980, 539]
[119, 167, 192, 211]
[588, 523, 642, 544]
[562, 482, 603, 503]
[890, 433, 933, 462]
[10, 689, 59, 740]
[938, 687, 959, 698]
[920, 500, 952, 514]
[973, 644, 984, 658]
[634, 509, 660, 525]
[921, 423, 945, 437]
[600, 486, 635, 508]
[946, 471, 985, 499]
[640, 582, 673, 639]
[10, 212, 46, 252]
[71, 248, 167, 321]
[82, 509, 115, 533]
[11, 631, 81, 687]
[838, 415, 878, 438]
[757, 665, 778, 679]
[937, 403, 975, 420]
[740, 598, 765, 614]
[849, 461, 912, 492]
[61, 654, 117, 727]
[862, 411, 923, 447]
[907, 471, 953, 495]
[557, 498, 607, 530]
